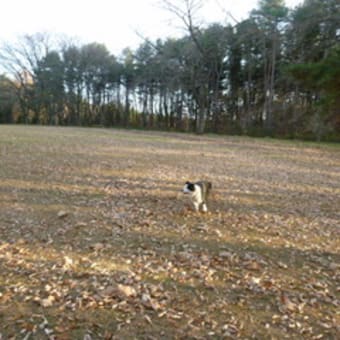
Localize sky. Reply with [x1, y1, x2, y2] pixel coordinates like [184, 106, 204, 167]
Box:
[1, 0, 303, 56]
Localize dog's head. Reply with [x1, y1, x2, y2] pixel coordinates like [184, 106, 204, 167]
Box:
[183, 181, 195, 194]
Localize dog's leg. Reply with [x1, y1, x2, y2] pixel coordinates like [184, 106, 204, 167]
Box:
[202, 203, 208, 212]
[193, 202, 200, 212]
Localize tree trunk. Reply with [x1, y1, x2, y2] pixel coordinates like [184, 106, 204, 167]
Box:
[124, 86, 130, 127]
[196, 103, 206, 134]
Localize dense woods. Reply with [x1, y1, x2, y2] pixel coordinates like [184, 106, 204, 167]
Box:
[0, 0, 339, 141]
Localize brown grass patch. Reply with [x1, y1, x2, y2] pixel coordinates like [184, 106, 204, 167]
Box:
[0, 126, 339, 338]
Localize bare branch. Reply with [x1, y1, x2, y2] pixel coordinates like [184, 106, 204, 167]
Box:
[0, 32, 57, 84]
[160, 0, 205, 55]
[133, 29, 164, 56]
[214, 0, 240, 26]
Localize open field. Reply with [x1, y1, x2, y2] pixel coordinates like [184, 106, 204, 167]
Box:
[0, 125, 339, 339]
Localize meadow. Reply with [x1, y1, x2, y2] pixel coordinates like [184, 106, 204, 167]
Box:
[0, 126, 339, 339]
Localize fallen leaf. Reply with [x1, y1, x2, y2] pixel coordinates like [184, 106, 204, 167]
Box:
[117, 284, 137, 298]
[41, 295, 55, 307]
[57, 211, 68, 218]
[279, 291, 297, 313]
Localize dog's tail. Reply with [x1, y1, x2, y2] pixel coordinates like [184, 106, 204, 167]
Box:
[205, 181, 212, 199]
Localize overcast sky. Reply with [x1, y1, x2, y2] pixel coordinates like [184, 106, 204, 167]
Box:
[1, 0, 303, 55]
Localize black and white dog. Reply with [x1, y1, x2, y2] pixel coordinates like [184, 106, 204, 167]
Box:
[183, 181, 212, 212]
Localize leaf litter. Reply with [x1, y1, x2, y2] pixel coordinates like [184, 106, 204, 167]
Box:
[0, 126, 339, 339]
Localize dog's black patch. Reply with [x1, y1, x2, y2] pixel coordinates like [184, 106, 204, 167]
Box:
[185, 181, 195, 191]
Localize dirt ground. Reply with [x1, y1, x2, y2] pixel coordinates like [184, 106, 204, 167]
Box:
[0, 125, 339, 339]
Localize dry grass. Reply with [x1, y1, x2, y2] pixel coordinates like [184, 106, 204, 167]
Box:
[0, 125, 339, 339]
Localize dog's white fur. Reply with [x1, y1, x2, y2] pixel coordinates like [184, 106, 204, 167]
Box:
[183, 183, 208, 212]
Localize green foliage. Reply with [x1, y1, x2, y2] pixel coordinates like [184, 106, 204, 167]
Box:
[257, 0, 288, 20]
[289, 45, 340, 105]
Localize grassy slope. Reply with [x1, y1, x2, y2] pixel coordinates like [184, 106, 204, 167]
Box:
[0, 125, 339, 339]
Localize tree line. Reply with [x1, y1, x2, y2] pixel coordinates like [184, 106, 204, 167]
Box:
[0, 0, 339, 141]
